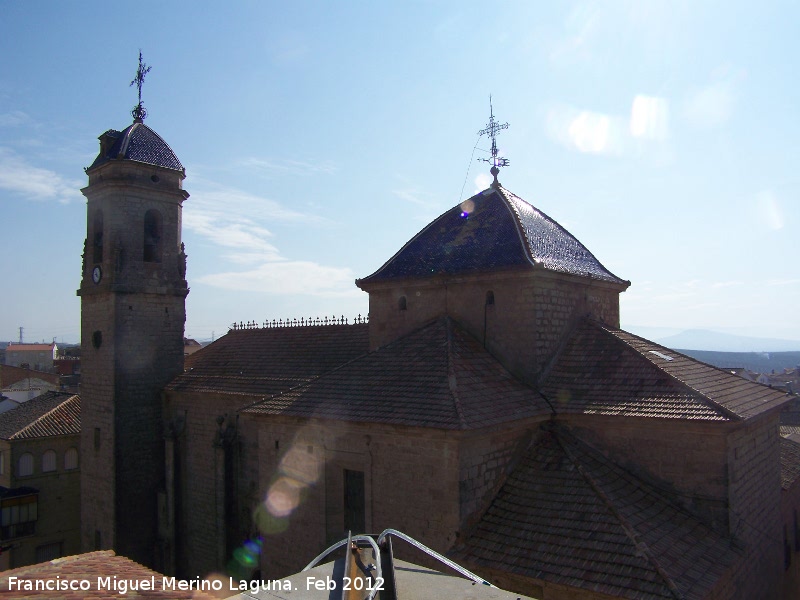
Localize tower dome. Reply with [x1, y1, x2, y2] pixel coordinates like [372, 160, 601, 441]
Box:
[86, 122, 183, 173]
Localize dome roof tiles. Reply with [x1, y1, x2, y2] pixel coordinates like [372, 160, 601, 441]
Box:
[359, 185, 627, 286]
[87, 122, 183, 172]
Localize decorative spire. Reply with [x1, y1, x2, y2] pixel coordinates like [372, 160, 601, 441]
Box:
[130, 50, 152, 123]
[478, 96, 509, 187]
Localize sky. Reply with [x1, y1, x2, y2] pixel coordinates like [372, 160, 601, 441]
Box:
[1, 1, 798, 349]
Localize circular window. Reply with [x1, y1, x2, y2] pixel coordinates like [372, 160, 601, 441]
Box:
[151, 174, 160, 183]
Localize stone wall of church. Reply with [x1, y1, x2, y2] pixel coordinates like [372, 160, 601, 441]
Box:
[562, 415, 731, 532]
[726, 413, 783, 598]
[164, 390, 254, 579]
[247, 417, 463, 579]
[780, 479, 800, 599]
[366, 271, 621, 383]
[458, 424, 537, 523]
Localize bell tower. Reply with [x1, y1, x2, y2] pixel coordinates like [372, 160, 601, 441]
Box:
[78, 54, 188, 569]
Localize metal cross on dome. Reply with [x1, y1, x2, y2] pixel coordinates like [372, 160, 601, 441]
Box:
[478, 96, 509, 186]
[130, 50, 152, 123]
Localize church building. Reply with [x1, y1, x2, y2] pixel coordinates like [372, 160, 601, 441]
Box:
[77, 91, 800, 599]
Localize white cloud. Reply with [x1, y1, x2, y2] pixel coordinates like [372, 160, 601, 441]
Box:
[241, 157, 337, 176]
[0, 147, 83, 204]
[546, 106, 625, 156]
[0, 111, 34, 127]
[474, 173, 493, 192]
[196, 260, 359, 297]
[683, 70, 741, 129]
[185, 181, 356, 297]
[630, 95, 669, 141]
[755, 190, 784, 231]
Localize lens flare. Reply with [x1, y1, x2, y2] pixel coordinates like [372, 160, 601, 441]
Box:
[265, 476, 303, 517]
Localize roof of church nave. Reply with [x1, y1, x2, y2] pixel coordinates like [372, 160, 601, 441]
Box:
[453, 424, 738, 600]
[241, 317, 553, 430]
[167, 322, 369, 396]
[543, 320, 790, 421]
[87, 121, 183, 172]
[358, 184, 629, 287]
[170, 315, 790, 426]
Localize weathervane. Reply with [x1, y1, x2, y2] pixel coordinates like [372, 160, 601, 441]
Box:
[478, 96, 509, 186]
[130, 50, 152, 123]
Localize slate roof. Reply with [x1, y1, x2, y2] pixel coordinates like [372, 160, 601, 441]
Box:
[87, 122, 183, 172]
[358, 185, 627, 286]
[454, 426, 737, 600]
[167, 324, 369, 397]
[0, 550, 215, 598]
[542, 320, 790, 421]
[243, 318, 552, 430]
[0, 391, 80, 440]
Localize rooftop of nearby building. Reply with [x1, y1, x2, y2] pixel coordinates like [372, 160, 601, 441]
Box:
[454, 424, 738, 600]
[0, 365, 60, 389]
[0, 391, 79, 440]
[87, 122, 183, 172]
[5, 344, 56, 353]
[243, 318, 552, 430]
[0, 550, 214, 599]
[358, 185, 629, 287]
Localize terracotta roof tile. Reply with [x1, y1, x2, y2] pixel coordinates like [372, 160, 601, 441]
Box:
[243, 318, 552, 430]
[0, 550, 215, 598]
[454, 425, 737, 600]
[542, 321, 790, 421]
[168, 324, 369, 396]
[0, 392, 80, 440]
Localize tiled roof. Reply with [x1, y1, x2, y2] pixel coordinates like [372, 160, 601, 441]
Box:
[0, 550, 214, 598]
[0, 392, 80, 440]
[5, 344, 55, 352]
[780, 437, 800, 490]
[243, 318, 552, 430]
[358, 185, 627, 286]
[167, 324, 369, 396]
[454, 425, 737, 600]
[542, 320, 790, 421]
[87, 122, 183, 171]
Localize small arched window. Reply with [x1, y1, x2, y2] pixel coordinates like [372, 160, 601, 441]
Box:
[485, 291, 495, 306]
[93, 210, 104, 263]
[42, 450, 57, 473]
[143, 209, 162, 263]
[18, 453, 34, 477]
[64, 447, 79, 470]
[398, 296, 407, 311]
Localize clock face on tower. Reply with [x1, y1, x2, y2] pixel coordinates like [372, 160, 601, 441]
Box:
[92, 266, 102, 284]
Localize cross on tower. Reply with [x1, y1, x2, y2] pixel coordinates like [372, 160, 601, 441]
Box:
[478, 96, 509, 186]
[130, 50, 152, 123]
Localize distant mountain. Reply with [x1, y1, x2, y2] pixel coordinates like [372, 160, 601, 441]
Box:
[653, 329, 800, 353]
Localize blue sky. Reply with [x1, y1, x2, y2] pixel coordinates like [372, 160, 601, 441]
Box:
[1, 1, 798, 347]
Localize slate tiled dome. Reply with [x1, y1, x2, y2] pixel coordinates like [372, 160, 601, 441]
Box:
[87, 122, 183, 172]
[359, 184, 627, 285]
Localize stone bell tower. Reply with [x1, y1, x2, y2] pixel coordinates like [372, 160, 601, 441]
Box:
[78, 54, 188, 569]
